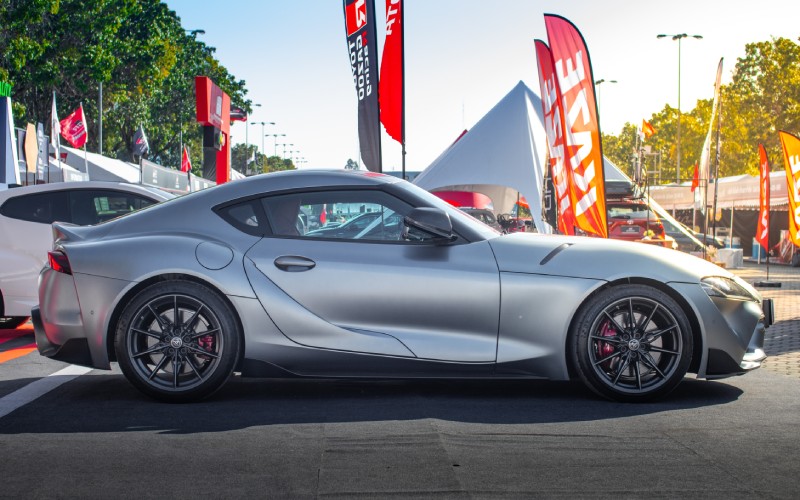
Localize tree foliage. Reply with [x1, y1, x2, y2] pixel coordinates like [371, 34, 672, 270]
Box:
[0, 0, 252, 172]
[604, 37, 800, 183]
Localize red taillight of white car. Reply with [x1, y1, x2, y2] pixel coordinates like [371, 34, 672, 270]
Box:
[47, 250, 72, 275]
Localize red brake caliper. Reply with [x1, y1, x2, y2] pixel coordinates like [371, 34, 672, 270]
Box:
[197, 335, 215, 361]
[597, 320, 617, 369]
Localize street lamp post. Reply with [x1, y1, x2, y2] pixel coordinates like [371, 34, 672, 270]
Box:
[270, 133, 286, 156]
[594, 78, 617, 128]
[657, 33, 702, 183]
[245, 104, 261, 166]
[179, 29, 205, 164]
[250, 121, 275, 164]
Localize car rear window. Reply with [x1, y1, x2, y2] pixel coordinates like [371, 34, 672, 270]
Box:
[0, 191, 68, 223]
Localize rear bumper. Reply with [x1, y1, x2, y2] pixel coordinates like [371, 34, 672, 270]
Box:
[32, 306, 93, 366]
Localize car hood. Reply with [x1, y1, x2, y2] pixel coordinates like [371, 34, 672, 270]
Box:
[488, 233, 734, 284]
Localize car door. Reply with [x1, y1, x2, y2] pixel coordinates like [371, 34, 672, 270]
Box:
[242, 188, 501, 362]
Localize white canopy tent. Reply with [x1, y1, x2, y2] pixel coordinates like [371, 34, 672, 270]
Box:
[58, 144, 141, 182]
[413, 81, 553, 234]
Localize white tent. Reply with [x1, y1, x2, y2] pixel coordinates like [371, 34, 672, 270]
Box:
[413, 81, 552, 234]
[58, 144, 142, 182]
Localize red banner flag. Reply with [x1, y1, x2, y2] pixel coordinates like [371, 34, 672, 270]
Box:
[779, 131, 800, 246]
[690, 162, 700, 192]
[379, 0, 403, 144]
[756, 144, 771, 251]
[59, 104, 87, 148]
[544, 14, 607, 238]
[181, 146, 192, 173]
[535, 39, 575, 235]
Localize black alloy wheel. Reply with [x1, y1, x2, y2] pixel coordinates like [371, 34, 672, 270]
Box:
[570, 284, 693, 402]
[115, 280, 240, 402]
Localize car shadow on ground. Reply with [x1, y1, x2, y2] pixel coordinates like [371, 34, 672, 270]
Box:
[0, 374, 743, 435]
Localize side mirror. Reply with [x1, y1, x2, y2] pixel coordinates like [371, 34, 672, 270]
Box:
[402, 208, 457, 244]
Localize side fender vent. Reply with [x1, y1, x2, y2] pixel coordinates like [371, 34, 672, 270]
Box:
[539, 243, 573, 266]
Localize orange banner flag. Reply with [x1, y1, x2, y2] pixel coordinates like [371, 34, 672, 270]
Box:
[779, 131, 800, 245]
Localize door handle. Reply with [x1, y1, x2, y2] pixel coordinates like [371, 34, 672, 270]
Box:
[274, 255, 316, 272]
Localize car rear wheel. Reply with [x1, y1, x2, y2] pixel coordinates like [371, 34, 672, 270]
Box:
[115, 280, 240, 403]
[0, 316, 29, 329]
[569, 284, 692, 402]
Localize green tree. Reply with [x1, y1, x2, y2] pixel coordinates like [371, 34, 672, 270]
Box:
[0, 0, 252, 170]
[344, 158, 359, 170]
[602, 37, 800, 183]
[724, 37, 800, 175]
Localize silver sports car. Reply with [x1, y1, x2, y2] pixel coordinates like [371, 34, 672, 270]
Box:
[33, 170, 773, 403]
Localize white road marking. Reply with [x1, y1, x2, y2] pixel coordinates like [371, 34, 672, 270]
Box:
[0, 365, 93, 419]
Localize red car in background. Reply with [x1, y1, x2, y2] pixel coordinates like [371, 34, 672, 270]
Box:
[607, 198, 672, 247]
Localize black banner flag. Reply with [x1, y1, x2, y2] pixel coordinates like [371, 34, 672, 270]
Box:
[343, 0, 382, 172]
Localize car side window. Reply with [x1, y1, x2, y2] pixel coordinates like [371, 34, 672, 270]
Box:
[261, 190, 412, 242]
[215, 199, 266, 236]
[69, 190, 158, 225]
[0, 191, 69, 224]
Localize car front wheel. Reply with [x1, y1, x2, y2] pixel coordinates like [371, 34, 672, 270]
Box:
[569, 284, 693, 402]
[115, 280, 241, 403]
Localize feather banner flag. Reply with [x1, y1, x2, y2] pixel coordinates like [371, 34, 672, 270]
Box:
[50, 92, 60, 151]
[379, 0, 403, 144]
[59, 104, 88, 148]
[756, 144, 771, 252]
[534, 39, 575, 235]
[690, 162, 700, 193]
[779, 131, 800, 246]
[544, 14, 607, 237]
[343, 0, 382, 172]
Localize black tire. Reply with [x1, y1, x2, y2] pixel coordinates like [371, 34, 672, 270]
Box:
[569, 284, 693, 402]
[0, 316, 29, 329]
[114, 280, 241, 403]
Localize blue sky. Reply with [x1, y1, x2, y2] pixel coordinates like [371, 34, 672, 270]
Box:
[165, 0, 799, 171]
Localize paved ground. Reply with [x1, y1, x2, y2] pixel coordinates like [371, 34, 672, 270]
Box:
[730, 259, 800, 377]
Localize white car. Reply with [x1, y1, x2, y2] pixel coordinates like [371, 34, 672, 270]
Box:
[0, 181, 174, 328]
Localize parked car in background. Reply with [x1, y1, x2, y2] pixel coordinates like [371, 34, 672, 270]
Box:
[498, 214, 528, 233]
[0, 181, 173, 328]
[606, 198, 672, 248]
[34, 170, 771, 403]
[460, 208, 502, 232]
[662, 218, 725, 253]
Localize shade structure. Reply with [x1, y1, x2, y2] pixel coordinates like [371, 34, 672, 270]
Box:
[414, 81, 552, 233]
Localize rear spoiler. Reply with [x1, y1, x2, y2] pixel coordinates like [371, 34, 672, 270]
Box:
[52, 222, 98, 246]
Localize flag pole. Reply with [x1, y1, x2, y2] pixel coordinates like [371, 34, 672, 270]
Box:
[711, 88, 722, 241]
[80, 102, 88, 176]
[400, 0, 406, 180]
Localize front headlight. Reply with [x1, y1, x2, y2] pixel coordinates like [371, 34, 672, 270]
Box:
[701, 276, 760, 302]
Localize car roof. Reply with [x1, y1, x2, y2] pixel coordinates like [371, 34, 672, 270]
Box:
[0, 181, 175, 202]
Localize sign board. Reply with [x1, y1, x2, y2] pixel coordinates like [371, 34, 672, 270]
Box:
[140, 158, 190, 194]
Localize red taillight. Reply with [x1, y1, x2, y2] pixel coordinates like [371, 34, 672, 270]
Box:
[47, 251, 72, 275]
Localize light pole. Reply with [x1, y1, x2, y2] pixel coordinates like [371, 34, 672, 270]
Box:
[179, 29, 205, 164]
[594, 78, 617, 128]
[250, 121, 275, 163]
[245, 104, 261, 165]
[658, 33, 702, 183]
[279, 143, 293, 159]
[269, 133, 286, 156]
